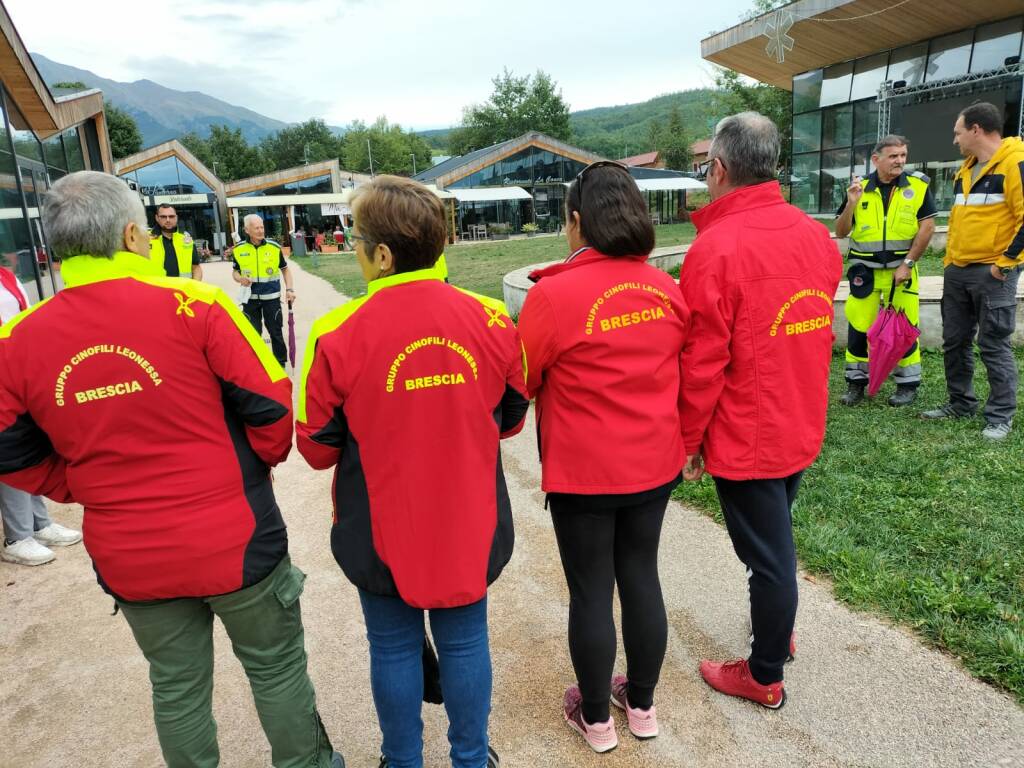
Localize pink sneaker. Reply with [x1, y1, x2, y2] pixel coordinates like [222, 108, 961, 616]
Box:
[610, 675, 658, 739]
[563, 685, 617, 753]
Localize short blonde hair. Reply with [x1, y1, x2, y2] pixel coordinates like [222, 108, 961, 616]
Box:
[351, 176, 446, 272]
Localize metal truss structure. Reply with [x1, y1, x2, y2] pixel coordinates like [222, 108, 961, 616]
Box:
[877, 62, 1024, 139]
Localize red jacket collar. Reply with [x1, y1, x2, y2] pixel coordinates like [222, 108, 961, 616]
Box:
[528, 247, 648, 283]
[691, 181, 784, 232]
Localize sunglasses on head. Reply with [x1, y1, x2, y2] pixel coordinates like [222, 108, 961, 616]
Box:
[574, 160, 631, 204]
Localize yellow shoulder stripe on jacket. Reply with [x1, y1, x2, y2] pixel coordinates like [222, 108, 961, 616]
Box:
[297, 295, 371, 422]
[130, 275, 286, 382]
[452, 287, 526, 380]
[0, 297, 53, 339]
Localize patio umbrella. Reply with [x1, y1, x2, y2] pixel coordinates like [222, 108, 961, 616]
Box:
[287, 299, 297, 370]
[866, 281, 920, 396]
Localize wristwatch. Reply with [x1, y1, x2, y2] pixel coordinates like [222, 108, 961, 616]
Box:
[903, 258, 915, 268]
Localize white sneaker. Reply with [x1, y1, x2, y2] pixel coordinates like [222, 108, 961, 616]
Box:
[33, 522, 82, 547]
[2, 537, 56, 566]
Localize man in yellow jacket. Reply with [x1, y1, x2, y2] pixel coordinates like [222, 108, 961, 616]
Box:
[150, 204, 202, 280]
[922, 102, 1024, 440]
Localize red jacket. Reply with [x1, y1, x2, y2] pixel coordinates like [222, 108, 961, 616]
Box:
[679, 182, 842, 480]
[297, 265, 528, 609]
[0, 252, 293, 601]
[518, 248, 689, 494]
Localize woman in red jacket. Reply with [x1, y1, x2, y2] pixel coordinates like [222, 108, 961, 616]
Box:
[517, 162, 689, 753]
[297, 176, 528, 768]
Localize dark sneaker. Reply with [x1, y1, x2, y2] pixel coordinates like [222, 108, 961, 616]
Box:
[982, 421, 1012, 440]
[840, 382, 866, 406]
[331, 752, 345, 768]
[487, 745, 500, 768]
[921, 403, 969, 420]
[699, 659, 786, 709]
[887, 385, 918, 407]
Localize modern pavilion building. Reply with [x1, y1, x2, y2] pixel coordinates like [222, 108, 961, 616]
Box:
[702, 0, 1024, 214]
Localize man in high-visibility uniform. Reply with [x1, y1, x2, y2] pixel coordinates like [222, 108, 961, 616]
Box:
[150, 204, 202, 280]
[232, 213, 295, 368]
[835, 135, 937, 406]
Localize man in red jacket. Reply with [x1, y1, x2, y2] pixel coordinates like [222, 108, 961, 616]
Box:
[0, 171, 344, 768]
[681, 113, 842, 708]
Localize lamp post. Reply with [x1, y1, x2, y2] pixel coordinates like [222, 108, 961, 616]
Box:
[367, 139, 375, 177]
[410, 153, 417, 176]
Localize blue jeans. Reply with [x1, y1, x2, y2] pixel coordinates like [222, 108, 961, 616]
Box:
[358, 591, 491, 768]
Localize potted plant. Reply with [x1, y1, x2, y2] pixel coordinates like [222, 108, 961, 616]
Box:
[522, 222, 539, 237]
[489, 222, 511, 240]
[321, 234, 339, 254]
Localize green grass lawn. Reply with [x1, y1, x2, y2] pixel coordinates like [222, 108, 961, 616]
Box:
[294, 222, 697, 300]
[672, 349, 1024, 703]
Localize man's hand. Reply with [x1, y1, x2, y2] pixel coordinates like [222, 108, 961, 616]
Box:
[991, 264, 1008, 282]
[683, 453, 704, 482]
[893, 263, 913, 286]
[239, 276, 253, 286]
[847, 177, 863, 205]
[286, 288, 296, 304]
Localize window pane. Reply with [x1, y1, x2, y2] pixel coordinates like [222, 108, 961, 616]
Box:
[64, 128, 85, 172]
[853, 100, 879, 147]
[924, 159, 960, 211]
[888, 42, 929, 86]
[4, 92, 42, 164]
[793, 111, 821, 153]
[853, 145, 873, 178]
[134, 157, 181, 195]
[0, 217, 43, 303]
[926, 30, 973, 82]
[791, 153, 820, 213]
[850, 52, 889, 101]
[820, 61, 853, 107]
[971, 18, 1023, 73]
[820, 148, 851, 213]
[43, 134, 67, 171]
[793, 69, 823, 114]
[0, 149, 20, 208]
[822, 104, 853, 150]
[174, 160, 213, 194]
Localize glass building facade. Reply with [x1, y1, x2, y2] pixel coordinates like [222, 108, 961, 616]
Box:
[448, 146, 589, 232]
[791, 15, 1024, 214]
[0, 85, 99, 304]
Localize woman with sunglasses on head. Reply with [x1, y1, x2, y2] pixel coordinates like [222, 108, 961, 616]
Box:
[297, 176, 529, 768]
[518, 162, 690, 753]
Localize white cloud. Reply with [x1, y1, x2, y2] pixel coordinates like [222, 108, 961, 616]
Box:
[14, 0, 752, 129]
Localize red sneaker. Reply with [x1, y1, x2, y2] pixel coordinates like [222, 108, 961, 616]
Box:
[699, 659, 786, 709]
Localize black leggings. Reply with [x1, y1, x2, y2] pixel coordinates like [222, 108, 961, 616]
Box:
[549, 488, 670, 724]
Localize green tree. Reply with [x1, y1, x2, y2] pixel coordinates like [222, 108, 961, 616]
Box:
[179, 126, 269, 181]
[660, 107, 693, 170]
[712, 67, 792, 170]
[104, 103, 142, 160]
[343, 117, 433, 176]
[260, 119, 345, 171]
[51, 80, 88, 90]
[449, 69, 571, 155]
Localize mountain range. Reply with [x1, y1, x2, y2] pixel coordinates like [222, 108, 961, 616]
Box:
[33, 53, 720, 157]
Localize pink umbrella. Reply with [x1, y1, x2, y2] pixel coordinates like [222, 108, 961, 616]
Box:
[287, 299, 297, 370]
[866, 282, 920, 396]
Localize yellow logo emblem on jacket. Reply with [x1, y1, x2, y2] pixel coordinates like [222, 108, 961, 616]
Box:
[174, 292, 197, 317]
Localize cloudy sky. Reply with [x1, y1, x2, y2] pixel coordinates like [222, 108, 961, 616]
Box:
[11, 0, 754, 130]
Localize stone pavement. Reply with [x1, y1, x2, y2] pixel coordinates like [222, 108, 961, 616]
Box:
[1, 260, 1022, 767]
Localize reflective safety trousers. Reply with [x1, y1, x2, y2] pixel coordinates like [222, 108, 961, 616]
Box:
[844, 264, 921, 384]
[848, 173, 930, 267]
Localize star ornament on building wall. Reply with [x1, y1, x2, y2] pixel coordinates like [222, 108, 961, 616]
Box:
[763, 9, 796, 63]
